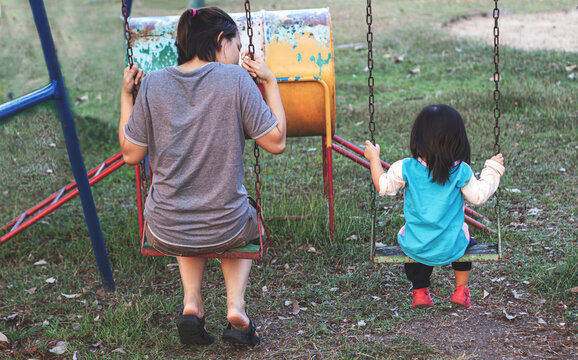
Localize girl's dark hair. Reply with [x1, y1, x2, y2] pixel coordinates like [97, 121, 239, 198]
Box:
[410, 104, 471, 184]
[176, 7, 238, 65]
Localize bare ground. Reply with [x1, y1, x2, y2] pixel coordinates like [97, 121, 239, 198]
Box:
[447, 9, 578, 53]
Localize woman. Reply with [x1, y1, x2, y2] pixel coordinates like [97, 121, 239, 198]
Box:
[119, 7, 286, 346]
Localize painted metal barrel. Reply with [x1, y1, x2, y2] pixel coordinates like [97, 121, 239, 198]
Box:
[127, 8, 335, 138]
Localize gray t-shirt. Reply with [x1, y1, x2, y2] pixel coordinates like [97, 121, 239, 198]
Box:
[124, 62, 278, 248]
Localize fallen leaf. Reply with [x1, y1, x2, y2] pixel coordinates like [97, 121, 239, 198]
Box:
[73, 351, 80, 360]
[284, 263, 290, 270]
[482, 290, 490, 299]
[372, 296, 381, 300]
[76, 94, 89, 102]
[34, 259, 48, 266]
[49, 341, 68, 355]
[569, 287, 578, 293]
[565, 65, 577, 72]
[278, 316, 291, 320]
[0, 332, 9, 348]
[25, 287, 37, 295]
[166, 263, 178, 269]
[112, 348, 126, 354]
[537, 318, 547, 325]
[262, 286, 268, 293]
[61, 293, 81, 299]
[408, 67, 420, 74]
[511, 290, 522, 299]
[393, 55, 404, 63]
[354, 121, 364, 126]
[45, 277, 57, 284]
[357, 320, 366, 326]
[95, 288, 106, 297]
[307, 246, 318, 253]
[291, 300, 300, 315]
[284, 300, 292, 306]
[503, 309, 517, 320]
[329, 287, 339, 292]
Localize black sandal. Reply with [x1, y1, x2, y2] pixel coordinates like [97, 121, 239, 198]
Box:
[176, 314, 215, 345]
[222, 319, 261, 347]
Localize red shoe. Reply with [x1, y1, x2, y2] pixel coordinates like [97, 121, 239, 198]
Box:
[412, 288, 434, 308]
[450, 286, 470, 308]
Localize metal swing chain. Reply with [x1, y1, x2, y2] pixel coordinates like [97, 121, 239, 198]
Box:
[244, 0, 262, 211]
[121, 0, 137, 102]
[367, 0, 377, 260]
[492, 0, 503, 258]
[244, 0, 255, 61]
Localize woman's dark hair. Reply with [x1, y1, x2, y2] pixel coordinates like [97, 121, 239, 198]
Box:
[410, 104, 471, 185]
[176, 7, 238, 65]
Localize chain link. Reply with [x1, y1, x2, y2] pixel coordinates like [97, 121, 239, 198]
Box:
[244, 0, 255, 60]
[367, 0, 375, 144]
[367, 0, 377, 260]
[492, 0, 502, 258]
[244, 0, 261, 208]
[492, 0, 501, 155]
[121, 0, 137, 101]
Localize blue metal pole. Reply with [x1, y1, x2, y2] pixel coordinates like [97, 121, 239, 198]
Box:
[125, 0, 133, 17]
[29, 0, 116, 292]
[0, 82, 57, 121]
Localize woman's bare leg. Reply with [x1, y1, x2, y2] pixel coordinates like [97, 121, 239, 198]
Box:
[221, 258, 254, 331]
[177, 256, 208, 317]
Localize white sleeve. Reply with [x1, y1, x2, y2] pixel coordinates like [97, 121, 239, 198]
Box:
[378, 159, 405, 196]
[461, 159, 505, 206]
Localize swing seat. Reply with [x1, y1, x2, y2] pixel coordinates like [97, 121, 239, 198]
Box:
[141, 232, 270, 260]
[373, 243, 500, 264]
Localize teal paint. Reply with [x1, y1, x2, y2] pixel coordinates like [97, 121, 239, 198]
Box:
[297, 53, 302, 62]
[310, 53, 332, 76]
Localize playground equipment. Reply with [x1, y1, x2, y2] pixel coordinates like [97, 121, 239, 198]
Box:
[123, 3, 337, 258]
[0, 0, 115, 291]
[363, 0, 504, 264]
[2, 1, 501, 276]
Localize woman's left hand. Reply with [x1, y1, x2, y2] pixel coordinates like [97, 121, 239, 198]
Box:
[122, 63, 145, 94]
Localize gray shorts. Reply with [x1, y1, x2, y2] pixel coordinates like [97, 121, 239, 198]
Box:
[146, 202, 261, 257]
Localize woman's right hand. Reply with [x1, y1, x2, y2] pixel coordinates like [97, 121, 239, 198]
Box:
[122, 63, 145, 94]
[241, 52, 275, 85]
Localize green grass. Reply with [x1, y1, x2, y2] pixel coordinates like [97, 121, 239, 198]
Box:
[1, 0, 577, 359]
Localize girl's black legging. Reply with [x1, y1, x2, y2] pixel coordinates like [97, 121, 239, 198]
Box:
[404, 261, 472, 290]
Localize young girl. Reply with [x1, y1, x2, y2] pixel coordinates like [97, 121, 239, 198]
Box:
[364, 104, 504, 308]
[119, 7, 286, 346]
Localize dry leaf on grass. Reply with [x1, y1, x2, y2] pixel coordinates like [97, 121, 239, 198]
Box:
[291, 300, 300, 315]
[0, 332, 9, 347]
[503, 309, 517, 320]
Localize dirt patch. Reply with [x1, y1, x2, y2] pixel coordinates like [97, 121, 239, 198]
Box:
[447, 9, 578, 52]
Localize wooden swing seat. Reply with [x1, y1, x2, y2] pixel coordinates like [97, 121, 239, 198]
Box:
[141, 232, 270, 260]
[373, 243, 500, 264]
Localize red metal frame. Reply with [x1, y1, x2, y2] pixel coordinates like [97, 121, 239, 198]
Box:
[330, 135, 495, 233]
[1, 152, 126, 244]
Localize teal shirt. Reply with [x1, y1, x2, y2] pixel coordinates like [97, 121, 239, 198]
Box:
[398, 158, 473, 266]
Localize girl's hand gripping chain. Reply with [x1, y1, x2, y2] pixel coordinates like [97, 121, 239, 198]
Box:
[364, 140, 381, 163]
[364, 140, 386, 192]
